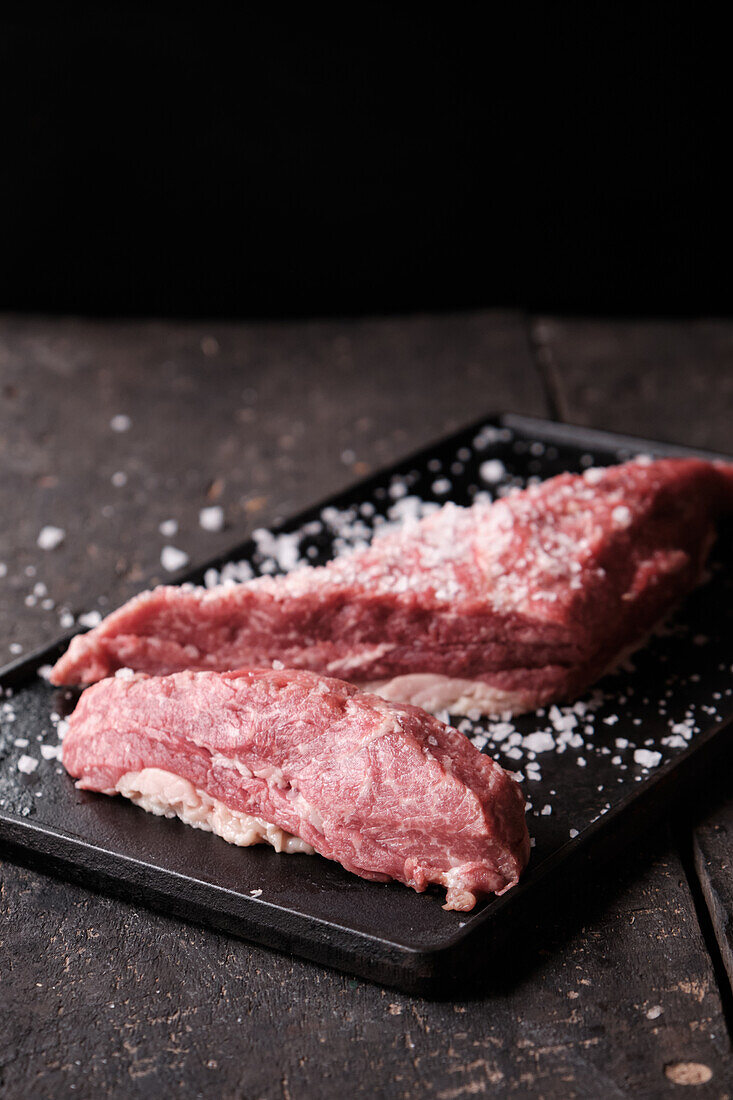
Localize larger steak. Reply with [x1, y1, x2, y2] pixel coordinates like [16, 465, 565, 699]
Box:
[51, 458, 733, 715]
[62, 667, 530, 910]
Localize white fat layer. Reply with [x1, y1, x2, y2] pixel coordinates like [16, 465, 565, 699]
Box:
[363, 674, 534, 718]
[326, 643, 396, 674]
[115, 768, 314, 855]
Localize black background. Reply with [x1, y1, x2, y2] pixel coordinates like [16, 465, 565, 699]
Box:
[1, 5, 728, 318]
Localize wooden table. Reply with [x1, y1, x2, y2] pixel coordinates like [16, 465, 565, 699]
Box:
[1, 312, 732, 1098]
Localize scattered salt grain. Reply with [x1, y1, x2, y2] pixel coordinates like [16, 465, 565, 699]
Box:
[634, 748, 662, 769]
[40, 744, 61, 761]
[115, 667, 136, 680]
[0, 563, 6, 578]
[110, 414, 131, 432]
[250, 889, 263, 898]
[199, 506, 225, 532]
[37, 526, 65, 551]
[13, 738, 29, 748]
[479, 459, 506, 484]
[522, 732, 555, 754]
[78, 610, 102, 629]
[569, 828, 579, 839]
[431, 478, 452, 495]
[17, 755, 38, 774]
[540, 804, 552, 816]
[159, 519, 179, 538]
[111, 471, 128, 487]
[161, 546, 190, 572]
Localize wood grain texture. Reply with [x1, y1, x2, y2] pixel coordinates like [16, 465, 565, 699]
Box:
[0, 310, 543, 662]
[1, 833, 729, 1098]
[531, 316, 733, 451]
[695, 808, 733, 991]
[2, 311, 732, 1098]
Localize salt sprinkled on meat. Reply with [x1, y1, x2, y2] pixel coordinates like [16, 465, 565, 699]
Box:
[611, 505, 632, 528]
[37, 526, 65, 551]
[17, 755, 38, 774]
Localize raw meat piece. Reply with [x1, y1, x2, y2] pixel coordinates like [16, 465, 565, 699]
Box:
[51, 458, 733, 715]
[62, 668, 530, 910]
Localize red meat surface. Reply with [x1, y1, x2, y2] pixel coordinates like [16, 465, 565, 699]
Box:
[51, 458, 733, 715]
[62, 668, 530, 910]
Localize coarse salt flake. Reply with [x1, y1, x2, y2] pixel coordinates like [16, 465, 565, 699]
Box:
[479, 459, 506, 484]
[110, 414, 132, 432]
[199, 506, 225, 532]
[78, 610, 102, 629]
[37, 526, 65, 551]
[612, 505, 632, 527]
[522, 732, 555, 753]
[17, 754, 38, 774]
[161, 546, 190, 572]
[634, 748, 662, 768]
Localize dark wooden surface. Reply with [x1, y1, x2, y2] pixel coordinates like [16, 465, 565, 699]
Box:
[1, 312, 732, 1098]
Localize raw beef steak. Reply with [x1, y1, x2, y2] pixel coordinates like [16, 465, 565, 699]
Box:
[62, 667, 530, 910]
[52, 458, 733, 715]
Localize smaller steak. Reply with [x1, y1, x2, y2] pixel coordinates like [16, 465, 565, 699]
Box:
[63, 668, 529, 910]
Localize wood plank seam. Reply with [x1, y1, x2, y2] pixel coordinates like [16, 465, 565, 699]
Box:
[675, 821, 733, 1044]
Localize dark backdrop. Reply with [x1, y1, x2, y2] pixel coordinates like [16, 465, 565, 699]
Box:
[1, 5, 728, 318]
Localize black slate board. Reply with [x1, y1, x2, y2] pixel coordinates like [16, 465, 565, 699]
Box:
[2, 413, 733, 996]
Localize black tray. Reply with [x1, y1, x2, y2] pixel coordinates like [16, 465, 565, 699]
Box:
[2, 413, 733, 996]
